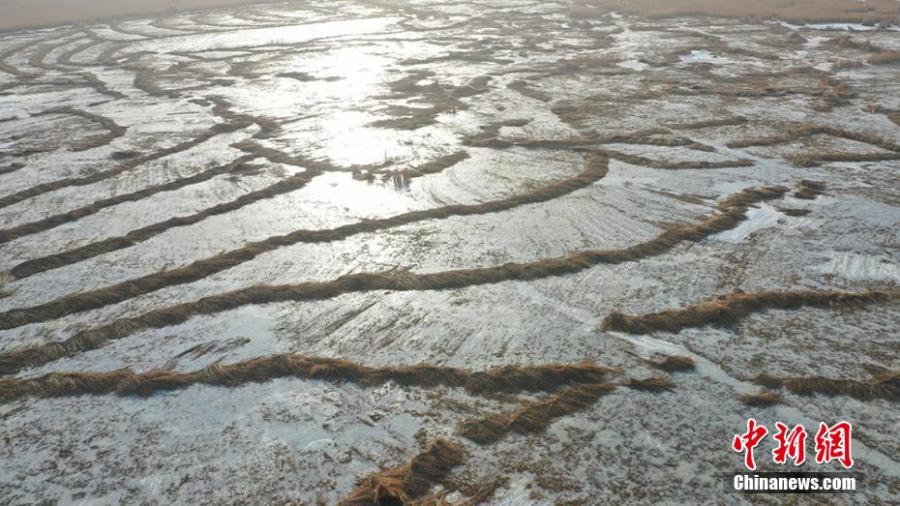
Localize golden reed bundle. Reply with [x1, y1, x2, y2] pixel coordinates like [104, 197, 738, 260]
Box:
[340, 439, 465, 506]
[458, 382, 617, 444]
[0, 354, 612, 403]
[602, 289, 897, 334]
[753, 371, 899, 402]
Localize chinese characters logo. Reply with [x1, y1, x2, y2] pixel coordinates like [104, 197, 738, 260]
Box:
[732, 419, 853, 470]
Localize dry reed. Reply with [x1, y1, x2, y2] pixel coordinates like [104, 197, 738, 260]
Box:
[9, 169, 318, 279]
[0, 122, 250, 211]
[739, 390, 783, 407]
[648, 355, 695, 372]
[754, 371, 899, 402]
[458, 382, 616, 444]
[0, 354, 613, 403]
[0, 185, 789, 374]
[793, 180, 826, 200]
[624, 376, 676, 391]
[0, 153, 608, 329]
[602, 289, 896, 334]
[0, 156, 257, 244]
[340, 439, 465, 506]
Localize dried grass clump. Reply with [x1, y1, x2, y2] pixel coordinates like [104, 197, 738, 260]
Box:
[752, 374, 784, 389]
[667, 117, 747, 130]
[450, 478, 508, 505]
[812, 77, 853, 111]
[868, 50, 900, 65]
[648, 355, 696, 372]
[507, 80, 551, 102]
[0, 274, 10, 299]
[784, 371, 900, 401]
[740, 390, 783, 407]
[0, 163, 25, 176]
[813, 152, 900, 164]
[728, 123, 900, 153]
[601, 289, 897, 334]
[778, 207, 811, 217]
[0, 354, 614, 403]
[399, 152, 470, 178]
[0, 185, 791, 374]
[794, 180, 826, 200]
[340, 439, 465, 505]
[0, 369, 134, 402]
[786, 153, 818, 168]
[600, 149, 754, 170]
[110, 150, 140, 160]
[831, 36, 881, 53]
[625, 376, 676, 391]
[458, 383, 616, 444]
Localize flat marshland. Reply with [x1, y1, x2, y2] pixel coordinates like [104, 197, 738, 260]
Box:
[0, 0, 898, 503]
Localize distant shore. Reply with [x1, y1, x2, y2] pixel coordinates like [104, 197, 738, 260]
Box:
[0, 0, 265, 32]
[1, 0, 897, 32]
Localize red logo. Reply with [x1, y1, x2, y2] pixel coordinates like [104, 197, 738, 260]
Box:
[814, 421, 854, 469]
[772, 422, 807, 466]
[732, 418, 768, 471]
[733, 420, 854, 470]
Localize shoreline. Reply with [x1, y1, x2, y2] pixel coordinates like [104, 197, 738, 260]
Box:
[0, 0, 273, 33]
[0, 0, 898, 33]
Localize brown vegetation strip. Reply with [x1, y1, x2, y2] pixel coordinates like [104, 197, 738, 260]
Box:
[727, 124, 900, 153]
[754, 371, 899, 402]
[0, 163, 25, 176]
[458, 382, 616, 444]
[624, 376, 676, 391]
[0, 153, 608, 329]
[0, 354, 612, 403]
[794, 180, 826, 200]
[600, 149, 754, 170]
[0, 155, 256, 244]
[0, 122, 250, 211]
[389, 151, 470, 179]
[0, 185, 790, 374]
[602, 289, 897, 334]
[648, 355, 695, 372]
[236, 142, 469, 181]
[667, 117, 747, 130]
[868, 50, 900, 66]
[79, 71, 127, 100]
[740, 390, 783, 407]
[792, 152, 900, 167]
[9, 169, 317, 279]
[31, 106, 126, 152]
[208, 96, 280, 139]
[340, 439, 465, 506]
